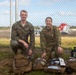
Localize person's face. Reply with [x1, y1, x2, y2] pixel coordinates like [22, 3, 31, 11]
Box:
[45, 18, 52, 29]
[20, 11, 28, 21]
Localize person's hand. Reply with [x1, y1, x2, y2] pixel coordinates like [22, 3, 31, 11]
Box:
[41, 52, 47, 58]
[57, 46, 63, 54]
[28, 49, 33, 56]
[23, 42, 29, 48]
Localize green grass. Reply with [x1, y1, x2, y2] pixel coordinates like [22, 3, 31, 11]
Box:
[0, 51, 13, 59]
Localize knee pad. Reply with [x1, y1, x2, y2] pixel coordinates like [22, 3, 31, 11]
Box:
[10, 40, 18, 47]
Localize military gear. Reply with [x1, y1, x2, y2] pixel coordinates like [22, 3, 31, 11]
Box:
[67, 58, 76, 72]
[13, 54, 32, 74]
[44, 66, 66, 73]
[59, 58, 66, 66]
[65, 67, 73, 74]
[40, 26, 61, 59]
[44, 58, 66, 73]
[71, 47, 76, 58]
[11, 21, 35, 54]
[33, 58, 47, 70]
[48, 58, 59, 65]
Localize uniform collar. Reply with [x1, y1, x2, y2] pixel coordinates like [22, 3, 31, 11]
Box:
[45, 26, 53, 31]
[18, 20, 28, 28]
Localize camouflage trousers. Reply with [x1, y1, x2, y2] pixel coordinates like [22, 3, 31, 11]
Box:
[10, 40, 28, 55]
[45, 46, 63, 61]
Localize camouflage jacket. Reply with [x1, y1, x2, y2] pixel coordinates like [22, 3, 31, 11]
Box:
[11, 21, 35, 50]
[40, 26, 61, 52]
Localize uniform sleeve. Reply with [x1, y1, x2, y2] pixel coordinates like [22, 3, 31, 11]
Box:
[11, 24, 19, 41]
[40, 30, 46, 52]
[29, 26, 35, 50]
[54, 26, 61, 46]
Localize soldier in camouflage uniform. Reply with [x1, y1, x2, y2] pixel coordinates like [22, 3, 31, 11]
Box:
[40, 17, 63, 60]
[10, 10, 35, 56]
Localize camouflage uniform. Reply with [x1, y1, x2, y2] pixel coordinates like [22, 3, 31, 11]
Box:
[40, 26, 61, 59]
[10, 21, 35, 55]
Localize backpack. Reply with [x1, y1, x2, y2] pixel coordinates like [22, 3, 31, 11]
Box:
[13, 54, 32, 74]
[44, 58, 66, 73]
[33, 58, 47, 70]
[67, 58, 76, 72]
[44, 66, 66, 73]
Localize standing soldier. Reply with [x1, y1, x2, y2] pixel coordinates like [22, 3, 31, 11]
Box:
[10, 10, 35, 56]
[40, 17, 63, 60]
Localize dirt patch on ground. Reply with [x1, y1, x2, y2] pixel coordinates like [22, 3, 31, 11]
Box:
[0, 30, 10, 38]
[0, 29, 76, 38]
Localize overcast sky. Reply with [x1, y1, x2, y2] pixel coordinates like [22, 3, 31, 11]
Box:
[0, 0, 76, 27]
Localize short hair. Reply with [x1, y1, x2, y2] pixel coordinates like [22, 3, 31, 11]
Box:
[20, 10, 28, 14]
[45, 17, 52, 22]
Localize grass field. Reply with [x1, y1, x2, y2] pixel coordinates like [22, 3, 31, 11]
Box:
[0, 37, 76, 49]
